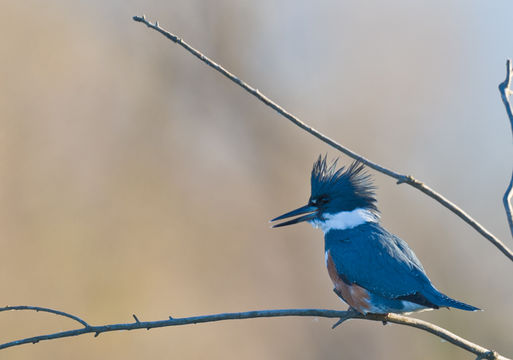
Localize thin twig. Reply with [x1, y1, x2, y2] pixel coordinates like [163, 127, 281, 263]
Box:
[0, 305, 90, 328]
[0, 307, 508, 359]
[499, 59, 513, 239]
[132, 15, 513, 262]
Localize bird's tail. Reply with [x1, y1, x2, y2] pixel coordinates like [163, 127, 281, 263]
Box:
[424, 287, 480, 311]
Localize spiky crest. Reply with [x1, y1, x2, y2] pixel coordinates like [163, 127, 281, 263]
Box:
[310, 155, 378, 214]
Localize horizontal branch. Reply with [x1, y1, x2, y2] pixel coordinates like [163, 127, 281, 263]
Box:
[132, 15, 513, 263]
[0, 306, 508, 359]
[499, 59, 513, 239]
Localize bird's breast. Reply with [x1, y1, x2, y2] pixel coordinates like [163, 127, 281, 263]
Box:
[325, 250, 371, 314]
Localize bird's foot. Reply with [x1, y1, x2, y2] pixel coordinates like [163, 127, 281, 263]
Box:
[476, 350, 499, 360]
[379, 313, 391, 325]
[332, 307, 359, 329]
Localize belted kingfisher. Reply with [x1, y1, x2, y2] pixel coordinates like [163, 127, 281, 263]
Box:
[271, 156, 479, 314]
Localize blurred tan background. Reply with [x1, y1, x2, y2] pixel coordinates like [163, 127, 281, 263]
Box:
[1, 1, 512, 359]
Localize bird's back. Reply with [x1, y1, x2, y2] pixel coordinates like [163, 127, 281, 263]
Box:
[324, 222, 479, 313]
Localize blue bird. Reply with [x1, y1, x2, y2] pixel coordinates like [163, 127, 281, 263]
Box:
[271, 156, 479, 314]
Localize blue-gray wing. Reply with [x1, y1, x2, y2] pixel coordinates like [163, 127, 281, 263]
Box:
[325, 222, 432, 299]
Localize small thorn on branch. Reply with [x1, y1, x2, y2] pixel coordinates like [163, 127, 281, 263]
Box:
[396, 176, 409, 185]
[331, 317, 348, 329]
[396, 175, 421, 186]
[133, 314, 141, 323]
[396, 175, 413, 185]
[331, 308, 359, 329]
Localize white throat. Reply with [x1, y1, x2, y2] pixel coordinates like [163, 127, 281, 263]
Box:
[310, 208, 378, 234]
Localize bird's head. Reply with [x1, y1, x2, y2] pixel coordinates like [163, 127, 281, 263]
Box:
[271, 155, 379, 232]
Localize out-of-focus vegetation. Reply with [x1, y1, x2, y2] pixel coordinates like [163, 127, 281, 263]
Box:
[1, 1, 512, 359]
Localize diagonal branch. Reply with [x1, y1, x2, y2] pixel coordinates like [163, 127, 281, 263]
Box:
[132, 15, 513, 262]
[0, 305, 90, 328]
[0, 306, 508, 359]
[499, 59, 513, 239]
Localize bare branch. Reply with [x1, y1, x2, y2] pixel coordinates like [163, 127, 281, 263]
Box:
[0, 307, 508, 359]
[0, 305, 90, 328]
[132, 15, 513, 262]
[499, 59, 513, 239]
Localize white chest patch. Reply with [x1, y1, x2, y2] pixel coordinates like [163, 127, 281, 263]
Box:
[310, 208, 378, 234]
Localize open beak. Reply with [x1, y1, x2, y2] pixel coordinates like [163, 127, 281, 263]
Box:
[270, 204, 318, 228]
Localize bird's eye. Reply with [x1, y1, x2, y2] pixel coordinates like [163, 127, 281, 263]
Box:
[319, 196, 329, 204]
[311, 196, 328, 206]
